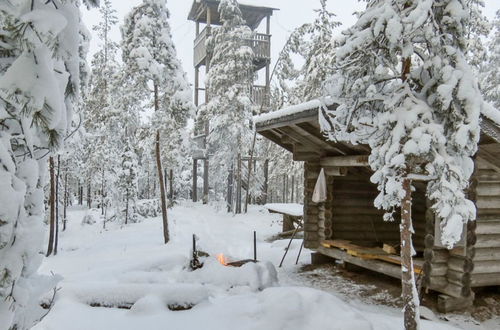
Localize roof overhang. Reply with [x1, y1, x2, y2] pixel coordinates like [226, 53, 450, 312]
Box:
[188, 0, 278, 29]
[255, 99, 500, 165]
[254, 99, 370, 161]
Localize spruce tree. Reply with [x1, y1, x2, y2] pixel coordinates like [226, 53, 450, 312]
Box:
[482, 10, 500, 109]
[0, 1, 95, 328]
[203, 0, 255, 202]
[122, 0, 193, 243]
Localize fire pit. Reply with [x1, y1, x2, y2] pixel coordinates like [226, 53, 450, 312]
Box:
[216, 253, 257, 267]
[191, 231, 258, 270]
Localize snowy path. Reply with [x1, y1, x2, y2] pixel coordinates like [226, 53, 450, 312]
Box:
[34, 202, 459, 330]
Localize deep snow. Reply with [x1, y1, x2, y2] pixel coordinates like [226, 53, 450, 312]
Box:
[34, 202, 467, 330]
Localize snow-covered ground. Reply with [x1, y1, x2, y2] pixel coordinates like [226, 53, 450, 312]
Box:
[34, 202, 480, 330]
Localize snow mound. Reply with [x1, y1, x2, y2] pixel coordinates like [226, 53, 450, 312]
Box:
[59, 282, 209, 309]
[187, 258, 278, 292]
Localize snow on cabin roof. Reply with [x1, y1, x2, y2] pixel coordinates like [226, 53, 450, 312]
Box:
[482, 102, 500, 128]
[253, 97, 335, 126]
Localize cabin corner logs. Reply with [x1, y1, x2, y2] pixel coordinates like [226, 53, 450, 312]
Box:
[256, 104, 500, 314]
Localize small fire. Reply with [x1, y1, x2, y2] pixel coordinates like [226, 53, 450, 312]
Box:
[216, 253, 228, 266]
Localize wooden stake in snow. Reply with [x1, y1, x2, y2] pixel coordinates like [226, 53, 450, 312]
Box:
[401, 177, 420, 330]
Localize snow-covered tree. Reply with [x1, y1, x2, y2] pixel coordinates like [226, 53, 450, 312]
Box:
[322, 1, 490, 328]
[82, 0, 121, 216]
[116, 135, 139, 224]
[0, 1, 95, 328]
[203, 0, 255, 201]
[482, 10, 500, 109]
[122, 0, 193, 243]
[276, 0, 340, 103]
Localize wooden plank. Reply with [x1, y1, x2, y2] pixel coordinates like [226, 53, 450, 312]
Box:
[476, 220, 500, 234]
[472, 260, 500, 274]
[473, 247, 500, 261]
[471, 273, 500, 287]
[321, 155, 369, 167]
[475, 234, 500, 248]
[321, 240, 423, 273]
[316, 246, 402, 279]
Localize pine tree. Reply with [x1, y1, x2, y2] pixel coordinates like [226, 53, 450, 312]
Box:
[122, 0, 193, 243]
[0, 1, 94, 328]
[203, 0, 255, 203]
[323, 1, 489, 328]
[276, 0, 340, 103]
[482, 10, 500, 109]
[82, 0, 121, 218]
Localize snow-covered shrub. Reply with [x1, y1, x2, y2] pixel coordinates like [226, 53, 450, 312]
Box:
[82, 214, 97, 226]
[136, 199, 161, 218]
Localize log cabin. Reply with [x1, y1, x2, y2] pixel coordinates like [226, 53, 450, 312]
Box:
[254, 98, 500, 313]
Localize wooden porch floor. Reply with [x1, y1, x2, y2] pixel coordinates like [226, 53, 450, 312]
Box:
[318, 240, 424, 279]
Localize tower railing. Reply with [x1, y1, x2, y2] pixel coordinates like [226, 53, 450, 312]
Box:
[194, 26, 270, 68]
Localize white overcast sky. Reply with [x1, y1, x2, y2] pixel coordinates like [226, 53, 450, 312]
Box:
[82, 0, 500, 92]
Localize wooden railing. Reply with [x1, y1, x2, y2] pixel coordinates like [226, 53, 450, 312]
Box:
[194, 27, 270, 67]
[194, 26, 211, 67]
[251, 85, 270, 107]
[245, 33, 270, 60]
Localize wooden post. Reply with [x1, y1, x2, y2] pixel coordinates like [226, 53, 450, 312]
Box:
[401, 177, 420, 330]
[194, 67, 199, 107]
[203, 157, 209, 204]
[282, 174, 286, 203]
[236, 154, 242, 214]
[193, 159, 198, 202]
[265, 15, 271, 108]
[291, 175, 295, 203]
[46, 156, 55, 257]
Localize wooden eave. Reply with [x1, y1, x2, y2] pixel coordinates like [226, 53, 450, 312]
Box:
[255, 104, 370, 162]
[256, 104, 500, 171]
[188, 0, 277, 29]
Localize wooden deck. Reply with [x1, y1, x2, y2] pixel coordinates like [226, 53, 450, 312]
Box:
[318, 239, 424, 279]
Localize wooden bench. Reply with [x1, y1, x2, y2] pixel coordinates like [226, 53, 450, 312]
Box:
[265, 203, 303, 232]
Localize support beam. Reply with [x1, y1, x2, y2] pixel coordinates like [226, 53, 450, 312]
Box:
[320, 155, 369, 167]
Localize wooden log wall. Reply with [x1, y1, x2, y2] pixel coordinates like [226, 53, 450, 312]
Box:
[328, 173, 427, 249]
[330, 175, 399, 244]
[470, 160, 500, 287]
[303, 160, 321, 249]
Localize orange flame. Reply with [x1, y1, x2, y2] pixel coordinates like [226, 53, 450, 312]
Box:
[216, 253, 228, 266]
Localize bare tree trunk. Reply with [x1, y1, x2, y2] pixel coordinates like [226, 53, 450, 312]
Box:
[401, 178, 420, 330]
[125, 188, 129, 225]
[244, 131, 257, 213]
[46, 157, 55, 257]
[63, 170, 68, 231]
[87, 180, 91, 209]
[101, 166, 105, 216]
[236, 154, 242, 214]
[154, 82, 169, 244]
[227, 165, 234, 212]
[54, 156, 60, 255]
[169, 169, 173, 200]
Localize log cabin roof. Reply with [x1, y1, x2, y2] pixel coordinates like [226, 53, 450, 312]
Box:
[255, 100, 500, 168]
[188, 0, 278, 30]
